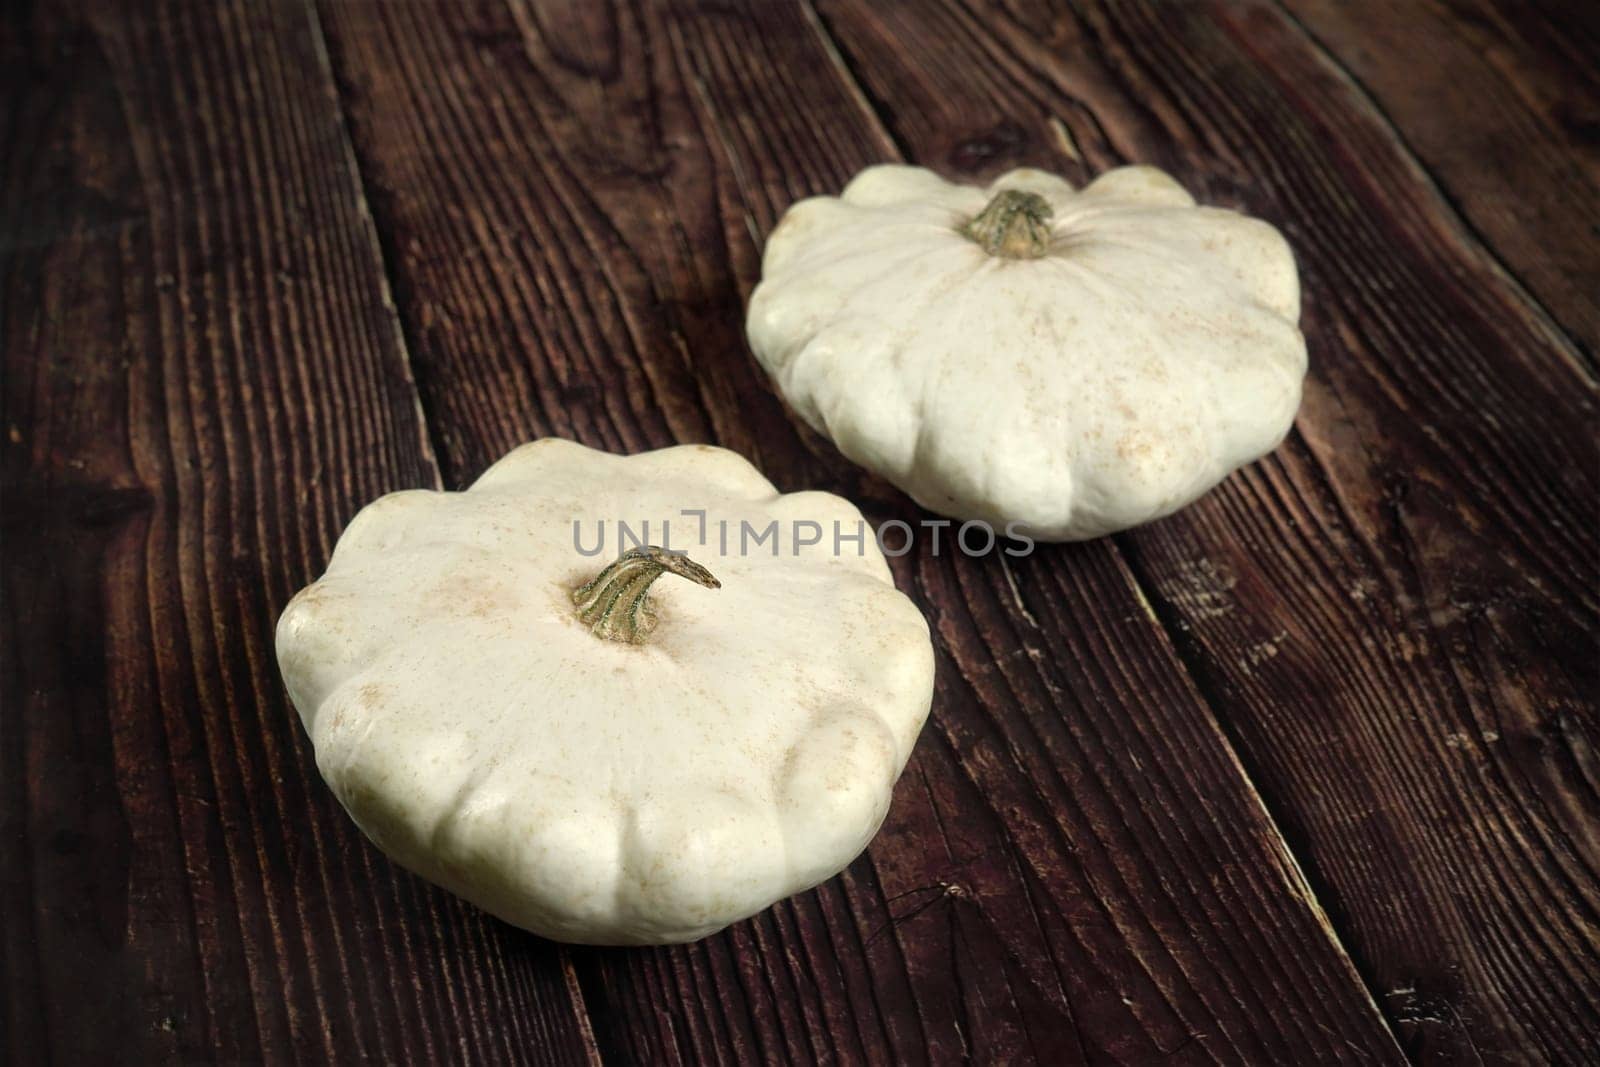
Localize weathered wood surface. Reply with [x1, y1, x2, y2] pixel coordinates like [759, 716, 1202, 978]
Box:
[0, 0, 598, 1062]
[794, 1, 1600, 1061]
[3, 0, 1596, 1064]
[1283, 0, 1600, 358]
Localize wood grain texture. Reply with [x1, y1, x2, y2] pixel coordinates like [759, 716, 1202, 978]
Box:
[0, 0, 598, 1062]
[1282, 0, 1600, 358]
[802, 0, 1600, 1060]
[315, 0, 1403, 1061]
[6, 0, 1595, 1063]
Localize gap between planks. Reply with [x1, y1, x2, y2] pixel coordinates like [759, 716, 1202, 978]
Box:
[786, 0, 1408, 1049]
[301, 0, 452, 485]
[1268, 0, 1596, 381]
[299, 0, 608, 1058]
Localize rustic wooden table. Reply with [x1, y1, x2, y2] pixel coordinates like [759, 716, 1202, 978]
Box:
[4, 0, 1597, 1063]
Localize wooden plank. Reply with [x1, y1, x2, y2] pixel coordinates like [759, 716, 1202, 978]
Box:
[0, 1, 599, 1062]
[1281, 0, 1600, 356]
[315, 0, 1405, 1061]
[802, 0, 1600, 1059]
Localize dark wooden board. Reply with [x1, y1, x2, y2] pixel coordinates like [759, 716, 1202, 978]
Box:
[799, 0, 1600, 1060]
[1283, 0, 1600, 358]
[314, 0, 1406, 1062]
[4, 0, 1596, 1063]
[0, 0, 598, 1062]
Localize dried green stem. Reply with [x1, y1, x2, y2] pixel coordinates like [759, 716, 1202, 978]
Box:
[962, 189, 1053, 259]
[571, 546, 720, 644]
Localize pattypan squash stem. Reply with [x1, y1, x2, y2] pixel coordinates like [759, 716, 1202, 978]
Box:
[963, 190, 1054, 260]
[572, 546, 720, 644]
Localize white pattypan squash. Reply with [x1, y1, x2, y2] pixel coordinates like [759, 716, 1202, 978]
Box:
[746, 165, 1306, 541]
[276, 439, 934, 945]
